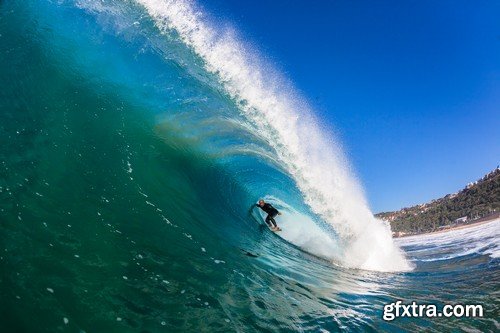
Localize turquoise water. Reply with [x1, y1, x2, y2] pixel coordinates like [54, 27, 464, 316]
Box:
[1, 1, 499, 332]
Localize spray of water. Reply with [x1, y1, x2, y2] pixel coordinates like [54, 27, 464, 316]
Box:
[135, 0, 412, 271]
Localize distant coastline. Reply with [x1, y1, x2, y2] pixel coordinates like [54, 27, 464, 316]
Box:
[393, 212, 500, 238]
[377, 167, 499, 235]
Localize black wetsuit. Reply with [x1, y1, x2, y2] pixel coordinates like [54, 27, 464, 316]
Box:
[256, 203, 279, 228]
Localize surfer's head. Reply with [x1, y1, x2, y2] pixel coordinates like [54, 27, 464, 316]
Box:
[258, 199, 265, 206]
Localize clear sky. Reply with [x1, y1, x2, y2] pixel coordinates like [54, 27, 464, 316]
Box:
[201, 0, 500, 212]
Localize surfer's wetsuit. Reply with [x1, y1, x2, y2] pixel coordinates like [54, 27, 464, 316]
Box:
[256, 203, 279, 228]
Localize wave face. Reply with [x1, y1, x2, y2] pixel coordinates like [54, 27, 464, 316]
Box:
[1, 1, 498, 332]
[105, 0, 410, 272]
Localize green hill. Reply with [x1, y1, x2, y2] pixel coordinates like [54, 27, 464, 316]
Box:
[376, 167, 500, 234]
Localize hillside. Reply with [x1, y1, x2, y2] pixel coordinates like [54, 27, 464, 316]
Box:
[376, 167, 500, 235]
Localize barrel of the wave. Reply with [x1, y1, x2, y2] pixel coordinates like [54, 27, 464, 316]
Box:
[135, 0, 411, 272]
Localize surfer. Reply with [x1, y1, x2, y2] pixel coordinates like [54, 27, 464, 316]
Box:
[255, 199, 281, 230]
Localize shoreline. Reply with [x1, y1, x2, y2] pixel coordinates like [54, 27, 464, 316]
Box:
[395, 215, 500, 238]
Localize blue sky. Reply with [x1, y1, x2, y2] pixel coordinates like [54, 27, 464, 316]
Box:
[202, 0, 500, 212]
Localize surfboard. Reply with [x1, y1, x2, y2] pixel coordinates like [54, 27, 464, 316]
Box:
[270, 226, 282, 232]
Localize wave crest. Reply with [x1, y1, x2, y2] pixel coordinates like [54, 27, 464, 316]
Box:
[132, 0, 411, 271]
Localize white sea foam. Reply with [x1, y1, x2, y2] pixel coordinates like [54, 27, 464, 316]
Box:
[131, 0, 411, 271]
[257, 198, 343, 262]
[397, 219, 500, 261]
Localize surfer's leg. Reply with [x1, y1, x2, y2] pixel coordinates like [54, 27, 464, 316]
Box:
[265, 215, 271, 227]
[266, 215, 277, 228]
[265, 215, 276, 228]
[271, 212, 279, 227]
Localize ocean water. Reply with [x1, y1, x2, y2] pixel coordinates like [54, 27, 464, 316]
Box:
[0, 1, 498, 332]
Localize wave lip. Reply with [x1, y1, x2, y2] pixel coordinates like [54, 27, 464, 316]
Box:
[134, 0, 411, 271]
